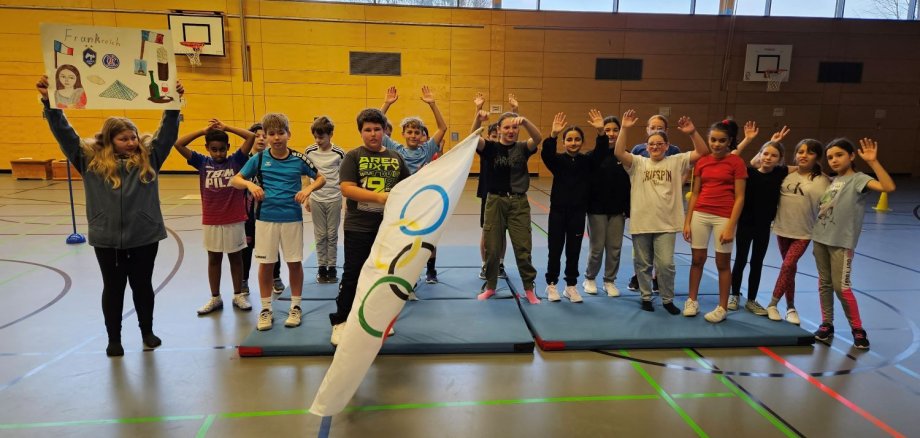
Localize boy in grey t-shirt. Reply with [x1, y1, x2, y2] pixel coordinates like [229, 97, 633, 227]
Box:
[304, 116, 346, 284]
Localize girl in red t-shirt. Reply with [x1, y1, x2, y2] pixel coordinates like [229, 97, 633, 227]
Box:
[683, 119, 748, 323]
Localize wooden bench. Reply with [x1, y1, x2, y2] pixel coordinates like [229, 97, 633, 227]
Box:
[10, 159, 53, 180]
[52, 160, 82, 181]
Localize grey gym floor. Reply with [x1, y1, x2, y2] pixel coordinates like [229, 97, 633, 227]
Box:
[0, 174, 917, 437]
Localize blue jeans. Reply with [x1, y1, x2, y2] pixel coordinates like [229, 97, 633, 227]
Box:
[632, 232, 676, 303]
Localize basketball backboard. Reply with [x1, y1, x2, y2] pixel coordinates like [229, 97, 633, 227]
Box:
[743, 44, 792, 82]
[168, 11, 225, 57]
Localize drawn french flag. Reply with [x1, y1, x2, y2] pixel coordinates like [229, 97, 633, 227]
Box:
[141, 30, 164, 44]
[54, 41, 73, 55]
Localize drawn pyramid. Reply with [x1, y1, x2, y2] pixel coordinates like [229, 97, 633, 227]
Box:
[99, 80, 139, 101]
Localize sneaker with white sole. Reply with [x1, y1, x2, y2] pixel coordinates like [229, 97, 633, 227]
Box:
[604, 282, 620, 297]
[330, 323, 345, 346]
[785, 308, 800, 325]
[545, 284, 561, 302]
[583, 279, 598, 295]
[627, 275, 639, 291]
[744, 299, 768, 316]
[272, 278, 285, 294]
[197, 296, 223, 315]
[767, 305, 782, 321]
[498, 264, 508, 279]
[564, 286, 583, 303]
[232, 293, 252, 311]
[241, 279, 250, 294]
[704, 306, 727, 323]
[683, 298, 699, 317]
[478, 265, 486, 280]
[727, 295, 740, 311]
[257, 309, 273, 331]
[284, 306, 302, 327]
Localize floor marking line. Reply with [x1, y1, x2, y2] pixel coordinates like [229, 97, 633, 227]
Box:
[685, 348, 803, 438]
[317, 416, 331, 438]
[759, 346, 906, 438]
[195, 414, 215, 438]
[620, 350, 708, 437]
[0, 415, 205, 430]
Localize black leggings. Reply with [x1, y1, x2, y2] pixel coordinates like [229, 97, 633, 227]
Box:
[94, 242, 159, 342]
[731, 222, 771, 300]
[546, 207, 586, 286]
[329, 230, 377, 326]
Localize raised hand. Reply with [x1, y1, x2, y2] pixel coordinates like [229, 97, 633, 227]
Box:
[384, 86, 399, 105]
[771, 125, 790, 142]
[208, 118, 225, 131]
[176, 80, 185, 96]
[551, 112, 567, 137]
[857, 138, 879, 163]
[508, 93, 519, 112]
[510, 116, 526, 128]
[474, 91, 485, 109]
[587, 109, 604, 130]
[621, 109, 639, 129]
[743, 121, 759, 141]
[676, 116, 696, 134]
[421, 85, 436, 104]
[36, 75, 49, 99]
[477, 110, 489, 122]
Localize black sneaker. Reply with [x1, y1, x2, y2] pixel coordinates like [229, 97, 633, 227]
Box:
[426, 270, 438, 284]
[478, 265, 486, 280]
[852, 329, 870, 350]
[142, 332, 162, 349]
[317, 266, 328, 283]
[326, 267, 338, 283]
[663, 302, 681, 315]
[814, 323, 835, 341]
[628, 275, 639, 291]
[652, 277, 660, 293]
[498, 264, 508, 279]
[106, 341, 124, 357]
[640, 301, 654, 312]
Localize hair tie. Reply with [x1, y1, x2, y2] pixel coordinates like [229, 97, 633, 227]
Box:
[722, 119, 731, 125]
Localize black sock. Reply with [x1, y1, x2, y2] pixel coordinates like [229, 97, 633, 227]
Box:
[106, 341, 124, 357]
[142, 332, 162, 348]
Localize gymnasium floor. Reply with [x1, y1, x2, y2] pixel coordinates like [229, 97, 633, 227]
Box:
[0, 173, 917, 437]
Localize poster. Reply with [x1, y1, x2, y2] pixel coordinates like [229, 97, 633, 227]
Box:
[40, 23, 182, 110]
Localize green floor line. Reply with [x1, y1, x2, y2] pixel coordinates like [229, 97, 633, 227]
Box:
[0, 391, 734, 430]
[195, 414, 215, 438]
[620, 349, 709, 438]
[531, 221, 548, 237]
[684, 348, 799, 438]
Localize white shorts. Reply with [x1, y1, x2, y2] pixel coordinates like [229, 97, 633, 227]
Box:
[254, 220, 303, 264]
[690, 211, 733, 254]
[203, 222, 247, 253]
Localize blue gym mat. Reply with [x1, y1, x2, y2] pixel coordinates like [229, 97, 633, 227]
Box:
[238, 298, 534, 357]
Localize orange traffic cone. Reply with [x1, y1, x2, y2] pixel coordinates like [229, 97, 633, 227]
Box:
[873, 192, 891, 212]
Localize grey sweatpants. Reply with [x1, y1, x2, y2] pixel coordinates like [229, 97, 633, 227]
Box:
[310, 198, 342, 267]
[585, 213, 625, 283]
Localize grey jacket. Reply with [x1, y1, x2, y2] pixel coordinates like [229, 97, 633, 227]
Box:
[43, 100, 180, 249]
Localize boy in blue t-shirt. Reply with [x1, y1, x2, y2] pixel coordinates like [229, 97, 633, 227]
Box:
[231, 113, 326, 331]
[173, 119, 255, 315]
[380, 85, 448, 283]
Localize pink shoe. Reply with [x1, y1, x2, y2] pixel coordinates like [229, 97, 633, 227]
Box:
[477, 289, 496, 300]
[524, 289, 540, 305]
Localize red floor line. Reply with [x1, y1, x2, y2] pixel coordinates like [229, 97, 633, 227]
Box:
[526, 196, 550, 214]
[758, 346, 906, 438]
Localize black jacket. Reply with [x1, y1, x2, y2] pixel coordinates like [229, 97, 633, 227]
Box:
[586, 134, 630, 216]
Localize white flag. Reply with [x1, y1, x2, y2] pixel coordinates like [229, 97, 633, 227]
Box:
[309, 130, 480, 416]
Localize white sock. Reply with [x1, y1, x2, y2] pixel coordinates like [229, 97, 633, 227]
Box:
[291, 296, 302, 308]
[261, 298, 271, 311]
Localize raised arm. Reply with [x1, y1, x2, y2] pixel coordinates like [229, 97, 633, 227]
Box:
[508, 93, 519, 114]
[517, 117, 542, 152]
[614, 109, 638, 168]
[219, 120, 257, 156]
[149, 81, 184, 170]
[421, 85, 447, 146]
[37, 75, 84, 169]
[381, 86, 398, 114]
[541, 113, 566, 174]
[677, 116, 710, 163]
[733, 121, 758, 156]
[858, 138, 896, 192]
[750, 125, 791, 167]
[173, 124, 208, 161]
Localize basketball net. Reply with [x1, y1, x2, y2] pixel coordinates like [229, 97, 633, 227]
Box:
[765, 70, 787, 92]
[179, 41, 204, 67]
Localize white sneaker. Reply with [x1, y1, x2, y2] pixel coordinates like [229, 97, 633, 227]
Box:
[257, 309, 273, 331]
[704, 306, 727, 323]
[683, 298, 699, 317]
[767, 305, 782, 321]
[564, 286, 583, 303]
[197, 296, 223, 315]
[232, 293, 252, 311]
[546, 284, 561, 302]
[387, 326, 396, 336]
[583, 279, 597, 295]
[727, 295, 740, 311]
[331, 323, 345, 346]
[604, 282, 620, 297]
[785, 308, 800, 325]
[284, 306, 302, 327]
[408, 291, 419, 301]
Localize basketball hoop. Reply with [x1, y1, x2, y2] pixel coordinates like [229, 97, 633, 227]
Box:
[179, 41, 205, 67]
[764, 69, 787, 92]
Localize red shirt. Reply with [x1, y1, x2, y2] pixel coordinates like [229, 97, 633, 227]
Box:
[693, 154, 747, 218]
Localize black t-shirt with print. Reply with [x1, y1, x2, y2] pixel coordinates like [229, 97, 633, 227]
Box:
[340, 146, 411, 232]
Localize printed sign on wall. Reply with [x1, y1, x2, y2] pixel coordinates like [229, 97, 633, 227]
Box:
[41, 23, 182, 110]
